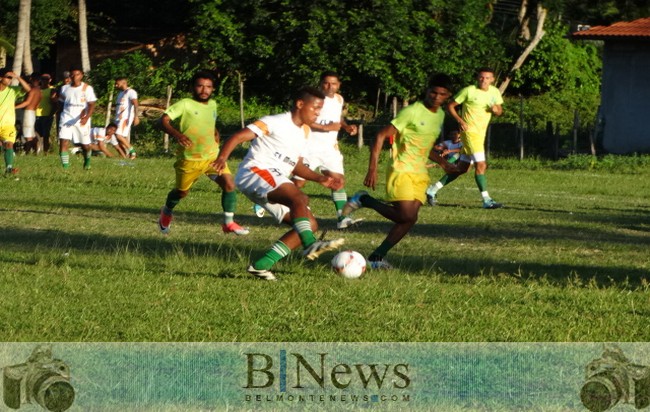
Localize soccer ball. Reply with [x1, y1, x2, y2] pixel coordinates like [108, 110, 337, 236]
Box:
[331, 250, 366, 279]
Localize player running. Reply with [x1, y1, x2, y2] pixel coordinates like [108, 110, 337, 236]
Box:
[213, 87, 345, 281]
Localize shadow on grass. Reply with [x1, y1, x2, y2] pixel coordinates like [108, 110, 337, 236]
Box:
[1, 223, 648, 289]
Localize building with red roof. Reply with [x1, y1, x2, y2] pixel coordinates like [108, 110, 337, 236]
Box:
[573, 17, 650, 154]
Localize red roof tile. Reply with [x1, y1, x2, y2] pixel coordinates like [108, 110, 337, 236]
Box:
[572, 17, 650, 39]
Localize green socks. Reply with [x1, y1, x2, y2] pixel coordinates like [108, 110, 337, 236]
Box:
[4, 148, 14, 170]
[253, 241, 291, 270]
[293, 217, 317, 246]
[332, 189, 347, 220]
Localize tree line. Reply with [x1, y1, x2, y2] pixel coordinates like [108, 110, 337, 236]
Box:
[1, 0, 648, 141]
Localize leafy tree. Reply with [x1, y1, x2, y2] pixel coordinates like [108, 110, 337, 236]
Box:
[0, 0, 74, 60]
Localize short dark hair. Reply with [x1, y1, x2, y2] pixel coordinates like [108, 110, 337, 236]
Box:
[115, 76, 128, 82]
[294, 86, 325, 104]
[426, 74, 454, 94]
[68, 66, 83, 74]
[0, 68, 9, 78]
[320, 70, 340, 82]
[30, 72, 41, 82]
[476, 67, 495, 75]
[191, 70, 216, 87]
[106, 122, 118, 129]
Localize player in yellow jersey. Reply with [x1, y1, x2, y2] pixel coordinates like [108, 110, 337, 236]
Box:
[343, 74, 457, 269]
[157, 70, 249, 236]
[426, 67, 504, 209]
[0, 68, 31, 176]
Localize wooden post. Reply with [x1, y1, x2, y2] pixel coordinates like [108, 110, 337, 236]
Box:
[518, 95, 524, 160]
[572, 109, 579, 154]
[238, 72, 245, 128]
[589, 130, 596, 156]
[547, 121, 557, 160]
[357, 124, 364, 149]
[163, 85, 172, 153]
[374, 88, 380, 118]
[486, 124, 491, 159]
[104, 87, 113, 126]
[391, 97, 398, 118]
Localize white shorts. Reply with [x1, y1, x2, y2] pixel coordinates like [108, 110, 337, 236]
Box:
[116, 120, 132, 140]
[235, 166, 292, 223]
[460, 152, 485, 163]
[59, 123, 91, 145]
[294, 146, 344, 181]
[22, 110, 36, 138]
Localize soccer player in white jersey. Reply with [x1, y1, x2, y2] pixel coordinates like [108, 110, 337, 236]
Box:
[213, 87, 345, 281]
[89, 123, 125, 158]
[57, 67, 96, 170]
[113, 77, 138, 159]
[290, 71, 360, 229]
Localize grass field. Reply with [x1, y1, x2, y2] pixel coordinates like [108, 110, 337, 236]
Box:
[1, 148, 649, 342]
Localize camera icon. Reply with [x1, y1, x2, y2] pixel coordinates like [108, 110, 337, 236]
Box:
[2, 344, 75, 411]
[580, 344, 650, 411]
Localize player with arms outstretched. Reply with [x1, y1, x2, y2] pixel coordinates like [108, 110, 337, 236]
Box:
[213, 87, 345, 281]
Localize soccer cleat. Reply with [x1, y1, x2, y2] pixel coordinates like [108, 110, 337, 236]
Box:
[482, 199, 503, 209]
[426, 193, 437, 206]
[253, 204, 265, 218]
[158, 207, 173, 234]
[4, 167, 18, 176]
[336, 216, 364, 230]
[341, 191, 368, 217]
[222, 222, 250, 235]
[368, 258, 393, 270]
[129, 149, 137, 159]
[247, 265, 277, 281]
[302, 238, 345, 261]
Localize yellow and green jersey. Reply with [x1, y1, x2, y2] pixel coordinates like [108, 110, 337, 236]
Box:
[389, 101, 445, 174]
[453, 85, 503, 139]
[0, 86, 21, 127]
[165, 98, 219, 161]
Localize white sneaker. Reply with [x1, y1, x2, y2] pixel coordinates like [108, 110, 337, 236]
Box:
[336, 217, 364, 229]
[302, 238, 345, 261]
[247, 265, 277, 281]
[253, 204, 265, 218]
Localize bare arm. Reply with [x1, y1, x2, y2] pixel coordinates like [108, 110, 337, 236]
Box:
[15, 88, 38, 109]
[490, 104, 503, 117]
[211, 127, 257, 173]
[80, 101, 95, 126]
[363, 124, 397, 191]
[161, 114, 192, 148]
[447, 101, 467, 131]
[292, 158, 343, 190]
[131, 98, 140, 125]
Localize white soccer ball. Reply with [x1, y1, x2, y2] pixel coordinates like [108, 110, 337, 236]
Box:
[331, 250, 366, 279]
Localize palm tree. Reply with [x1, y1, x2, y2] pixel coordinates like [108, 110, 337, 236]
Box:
[0, 37, 15, 68]
[78, 0, 91, 72]
[12, 0, 32, 76]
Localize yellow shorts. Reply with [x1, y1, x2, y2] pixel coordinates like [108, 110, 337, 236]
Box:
[460, 130, 486, 156]
[174, 158, 231, 192]
[386, 171, 430, 204]
[0, 125, 17, 143]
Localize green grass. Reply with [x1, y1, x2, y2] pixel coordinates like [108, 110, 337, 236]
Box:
[1, 149, 649, 341]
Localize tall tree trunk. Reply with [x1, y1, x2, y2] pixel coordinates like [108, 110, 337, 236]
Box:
[79, 0, 91, 72]
[499, 3, 547, 95]
[22, 0, 33, 75]
[12, 0, 31, 76]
